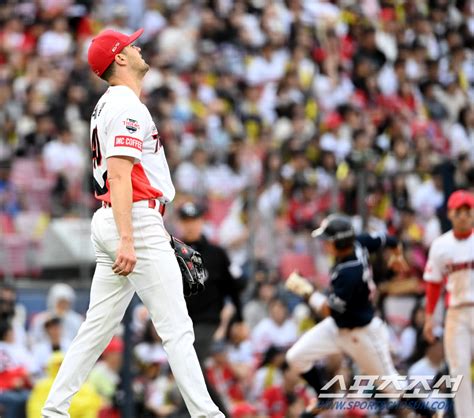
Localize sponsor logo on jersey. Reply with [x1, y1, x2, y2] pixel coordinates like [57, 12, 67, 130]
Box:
[123, 118, 140, 133]
[114, 135, 143, 151]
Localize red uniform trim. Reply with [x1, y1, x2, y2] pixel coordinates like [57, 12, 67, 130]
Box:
[425, 282, 442, 315]
[114, 135, 143, 151]
[96, 163, 162, 203]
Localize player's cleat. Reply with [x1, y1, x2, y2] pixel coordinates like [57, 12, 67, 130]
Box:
[303, 398, 330, 417]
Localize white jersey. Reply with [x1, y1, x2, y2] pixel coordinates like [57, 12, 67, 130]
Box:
[423, 230, 474, 307]
[90, 85, 175, 203]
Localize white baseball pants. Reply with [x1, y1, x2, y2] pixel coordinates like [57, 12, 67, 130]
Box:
[445, 306, 474, 418]
[287, 316, 399, 387]
[42, 203, 224, 418]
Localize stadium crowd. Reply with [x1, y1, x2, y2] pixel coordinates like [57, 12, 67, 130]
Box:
[1, 0, 474, 417]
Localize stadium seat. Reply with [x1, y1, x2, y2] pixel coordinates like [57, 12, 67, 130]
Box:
[279, 252, 317, 281]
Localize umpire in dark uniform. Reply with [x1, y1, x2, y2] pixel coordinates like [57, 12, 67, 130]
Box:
[177, 202, 244, 414]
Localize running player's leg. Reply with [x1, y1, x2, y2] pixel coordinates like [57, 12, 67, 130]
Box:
[345, 317, 398, 379]
[42, 265, 134, 417]
[445, 308, 473, 418]
[286, 317, 341, 394]
[130, 209, 223, 417]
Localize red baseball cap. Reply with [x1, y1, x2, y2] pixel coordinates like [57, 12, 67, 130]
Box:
[447, 190, 474, 210]
[88, 28, 144, 77]
[231, 403, 257, 418]
[103, 337, 124, 355]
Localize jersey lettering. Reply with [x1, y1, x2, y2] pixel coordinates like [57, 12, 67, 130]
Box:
[114, 135, 143, 151]
[91, 127, 102, 168]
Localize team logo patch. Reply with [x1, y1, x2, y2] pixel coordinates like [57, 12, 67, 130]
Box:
[114, 136, 143, 151]
[123, 118, 140, 133]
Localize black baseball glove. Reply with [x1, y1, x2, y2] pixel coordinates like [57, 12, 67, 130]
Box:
[170, 236, 207, 297]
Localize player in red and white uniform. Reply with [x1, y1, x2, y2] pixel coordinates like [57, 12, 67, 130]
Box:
[42, 29, 224, 417]
[423, 190, 474, 418]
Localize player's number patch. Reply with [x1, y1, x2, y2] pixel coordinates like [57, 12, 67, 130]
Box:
[91, 127, 102, 168]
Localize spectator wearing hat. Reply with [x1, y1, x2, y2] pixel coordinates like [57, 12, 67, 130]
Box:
[177, 201, 244, 362]
[29, 283, 83, 347]
[177, 201, 244, 415]
[88, 337, 123, 408]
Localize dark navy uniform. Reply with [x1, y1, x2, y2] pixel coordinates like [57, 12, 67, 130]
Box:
[328, 233, 398, 329]
[286, 216, 401, 405]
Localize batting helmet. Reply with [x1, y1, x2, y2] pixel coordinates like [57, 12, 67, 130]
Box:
[311, 214, 355, 249]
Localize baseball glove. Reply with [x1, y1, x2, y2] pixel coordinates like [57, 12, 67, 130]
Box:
[170, 236, 207, 297]
[285, 271, 314, 298]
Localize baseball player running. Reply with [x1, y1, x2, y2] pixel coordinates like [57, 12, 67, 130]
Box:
[42, 29, 224, 418]
[423, 190, 474, 418]
[284, 214, 416, 413]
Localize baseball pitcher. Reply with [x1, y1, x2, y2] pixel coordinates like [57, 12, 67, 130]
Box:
[423, 190, 474, 418]
[42, 29, 224, 418]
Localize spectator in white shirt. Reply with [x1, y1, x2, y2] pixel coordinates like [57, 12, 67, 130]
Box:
[42, 127, 85, 183]
[251, 297, 297, 354]
[37, 17, 72, 58]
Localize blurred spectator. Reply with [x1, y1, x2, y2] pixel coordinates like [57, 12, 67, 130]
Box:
[242, 277, 277, 331]
[134, 343, 184, 418]
[205, 340, 245, 411]
[134, 319, 167, 369]
[0, 321, 31, 418]
[42, 127, 85, 181]
[27, 352, 102, 418]
[259, 361, 313, 418]
[29, 283, 82, 347]
[31, 316, 68, 377]
[408, 327, 445, 378]
[88, 337, 123, 408]
[15, 114, 55, 158]
[251, 297, 297, 354]
[0, 161, 21, 218]
[250, 345, 285, 402]
[231, 402, 259, 418]
[225, 318, 253, 383]
[0, 284, 27, 347]
[37, 17, 72, 58]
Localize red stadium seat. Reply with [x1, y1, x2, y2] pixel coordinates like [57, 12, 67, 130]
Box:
[279, 252, 317, 281]
[0, 234, 29, 277]
[205, 197, 234, 227]
[0, 213, 16, 234]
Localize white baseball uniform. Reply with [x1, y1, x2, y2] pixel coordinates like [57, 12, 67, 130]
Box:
[424, 230, 474, 418]
[42, 85, 223, 418]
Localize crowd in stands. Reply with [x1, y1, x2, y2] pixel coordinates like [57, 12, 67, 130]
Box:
[1, 0, 474, 416]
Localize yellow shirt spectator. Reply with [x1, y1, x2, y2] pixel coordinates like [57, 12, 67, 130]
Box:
[27, 352, 102, 418]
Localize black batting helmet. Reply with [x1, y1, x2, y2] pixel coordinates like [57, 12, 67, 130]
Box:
[311, 214, 355, 249]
